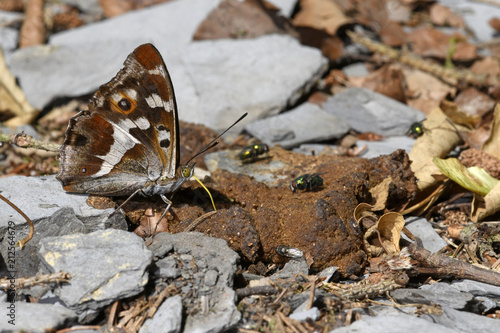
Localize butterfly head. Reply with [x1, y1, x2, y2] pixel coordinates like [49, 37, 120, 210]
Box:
[181, 163, 195, 180]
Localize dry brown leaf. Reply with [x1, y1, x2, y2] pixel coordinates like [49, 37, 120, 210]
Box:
[98, 0, 170, 18]
[429, 3, 465, 28]
[369, 177, 393, 211]
[408, 108, 463, 192]
[471, 57, 500, 79]
[454, 87, 496, 119]
[440, 100, 481, 130]
[471, 182, 500, 222]
[361, 64, 406, 103]
[489, 17, 500, 32]
[379, 21, 407, 47]
[363, 212, 405, 256]
[402, 68, 456, 114]
[0, 0, 23, 11]
[0, 49, 38, 126]
[482, 104, 500, 160]
[193, 0, 288, 40]
[407, 26, 477, 62]
[354, 203, 376, 223]
[377, 212, 405, 254]
[293, 0, 349, 35]
[295, 26, 343, 61]
[19, 0, 45, 48]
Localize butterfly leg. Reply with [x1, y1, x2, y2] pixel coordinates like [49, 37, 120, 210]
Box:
[108, 188, 144, 218]
[158, 194, 173, 222]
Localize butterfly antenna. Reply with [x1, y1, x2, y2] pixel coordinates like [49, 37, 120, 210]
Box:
[185, 112, 248, 165]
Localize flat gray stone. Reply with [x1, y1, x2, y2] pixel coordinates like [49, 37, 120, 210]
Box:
[0, 302, 77, 332]
[289, 307, 321, 322]
[271, 257, 309, 280]
[38, 229, 152, 314]
[8, 0, 326, 135]
[358, 136, 415, 158]
[342, 63, 369, 77]
[0, 27, 18, 57]
[403, 217, 447, 252]
[322, 87, 425, 136]
[292, 143, 330, 155]
[148, 232, 240, 333]
[0, 175, 114, 228]
[244, 102, 349, 148]
[139, 295, 182, 333]
[439, 0, 500, 42]
[181, 36, 328, 132]
[267, 0, 297, 17]
[330, 313, 457, 333]
[451, 279, 500, 298]
[8, 0, 220, 110]
[391, 286, 474, 310]
[420, 305, 500, 333]
[205, 149, 288, 187]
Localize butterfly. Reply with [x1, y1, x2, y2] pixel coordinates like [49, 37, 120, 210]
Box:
[57, 43, 245, 218]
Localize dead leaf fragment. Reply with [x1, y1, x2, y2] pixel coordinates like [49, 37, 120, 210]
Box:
[0, 49, 38, 125]
[361, 64, 406, 103]
[98, 0, 170, 18]
[377, 212, 405, 254]
[482, 104, 500, 160]
[193, 0, 288, 40]
[433, 157, 499, 197]
[407, 27, 476, 62]
[293, 0, 349, 35]
[454, 87, 495, 119]
[19, 0, 45, 48]
[409, 108, 463, 191]
[402, 68, 456, 114]
[472, 182, 500, 222]
[364, 212, 405, 256]
[369, 178, 393, 211]
[489, 17, 500, 32]
[429, 3, 464, 28]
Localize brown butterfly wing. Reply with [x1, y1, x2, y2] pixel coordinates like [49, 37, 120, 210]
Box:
[57, 44, 180, 196]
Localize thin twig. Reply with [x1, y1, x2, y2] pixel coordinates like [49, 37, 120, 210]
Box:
[409, 237, 500, 286]
[0, 271, 70, 289]
[1, 132, 61, 152]
[347, 30, 498, 88]
[0, 194, 34, 249]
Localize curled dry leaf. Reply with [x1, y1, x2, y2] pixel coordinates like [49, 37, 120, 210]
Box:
[482, 104, 500, 160]
[402, 68, 456, 113]
[353, 203, 376, 223]
[0, 49, 38, 126]
[377, 212, 405, 254]
[292, 0, 349, 35]
[19, 0, 45, 48]
[433, 157, 499, 197]
[368, 177, 393, 211]
[408, 108, 463, 192]
[472, 182, 500, 222]
[433, 156, 500, 222]
[364, 212, 405, 256]
[440, 100, 481, 130]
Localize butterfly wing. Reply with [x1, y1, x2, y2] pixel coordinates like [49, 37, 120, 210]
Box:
[57, 44, 180, 196]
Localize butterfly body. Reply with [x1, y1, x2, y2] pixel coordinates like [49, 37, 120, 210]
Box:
[57, 44, 192, 208]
